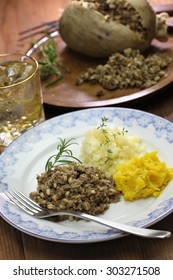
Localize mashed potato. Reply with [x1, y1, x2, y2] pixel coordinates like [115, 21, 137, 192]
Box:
[80, 126, 145, 177]
[113, 151, 173, 200]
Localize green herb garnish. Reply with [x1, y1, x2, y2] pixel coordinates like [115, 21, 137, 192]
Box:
[105, 149, 113, 164]
[45, 138, 82, 171]
[97, 116, 108, 130]
[97, 116, 110, 145]
[37, 36, 70, 87]
[97, 116, 128, 163]
[121, 127, 128, 135]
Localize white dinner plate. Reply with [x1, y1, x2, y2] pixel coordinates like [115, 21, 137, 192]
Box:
[0, 107, 173, 243]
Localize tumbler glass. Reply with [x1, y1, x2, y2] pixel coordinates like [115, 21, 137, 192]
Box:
[0, 53, 45, 149]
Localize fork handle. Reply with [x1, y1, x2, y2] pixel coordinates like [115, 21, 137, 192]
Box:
[39, 211, 171, 239]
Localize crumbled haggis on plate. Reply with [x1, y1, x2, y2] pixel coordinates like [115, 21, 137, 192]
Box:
[30, 162, 120, 221]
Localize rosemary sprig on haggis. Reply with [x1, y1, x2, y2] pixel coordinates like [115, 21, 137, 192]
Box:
[45, 137, 82, 171]
[34, 35, 70, 87]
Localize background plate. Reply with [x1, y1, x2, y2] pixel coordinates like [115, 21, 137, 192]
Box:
[0, 107, 173, 243]
[26, 32, 173, 108]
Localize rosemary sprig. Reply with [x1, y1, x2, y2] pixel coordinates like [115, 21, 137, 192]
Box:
[45, 137, 82, 171]
[36, 36, 70, 87]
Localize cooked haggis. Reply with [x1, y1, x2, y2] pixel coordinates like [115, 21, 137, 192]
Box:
[75, 0, 147, 38]
[59, 0, 168, 58]
[76, 48, 172, 90]
[30, 162, 120, 221]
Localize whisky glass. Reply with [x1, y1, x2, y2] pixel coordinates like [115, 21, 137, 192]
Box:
[0, 53, 45, 150]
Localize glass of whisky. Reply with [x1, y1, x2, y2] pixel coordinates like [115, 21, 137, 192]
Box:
[0, 53, 45, 150]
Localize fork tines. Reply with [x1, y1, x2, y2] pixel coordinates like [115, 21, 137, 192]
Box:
[5, 188, 42, 215]
[19, 20, 59, 41]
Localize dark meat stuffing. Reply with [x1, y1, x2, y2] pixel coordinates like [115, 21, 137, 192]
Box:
[76, 48, 172, 90]
[75, 0, 148, 38]
[30, 162, 120, 221]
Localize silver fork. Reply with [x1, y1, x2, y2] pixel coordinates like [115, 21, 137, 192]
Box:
[5, 188, 171, 239]
[19, 20, 58, 41]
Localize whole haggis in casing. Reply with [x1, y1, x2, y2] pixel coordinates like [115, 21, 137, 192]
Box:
[59, 0, 169, 58]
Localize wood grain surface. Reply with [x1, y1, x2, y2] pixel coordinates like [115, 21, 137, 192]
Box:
[0, 0, 173, 260]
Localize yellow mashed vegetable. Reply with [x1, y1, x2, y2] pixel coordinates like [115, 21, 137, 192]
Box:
[113, 151, 173, 201]
[80, 126, 145, 177]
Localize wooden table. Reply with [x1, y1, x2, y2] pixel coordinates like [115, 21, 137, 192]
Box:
[0, 0, 173, 260]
